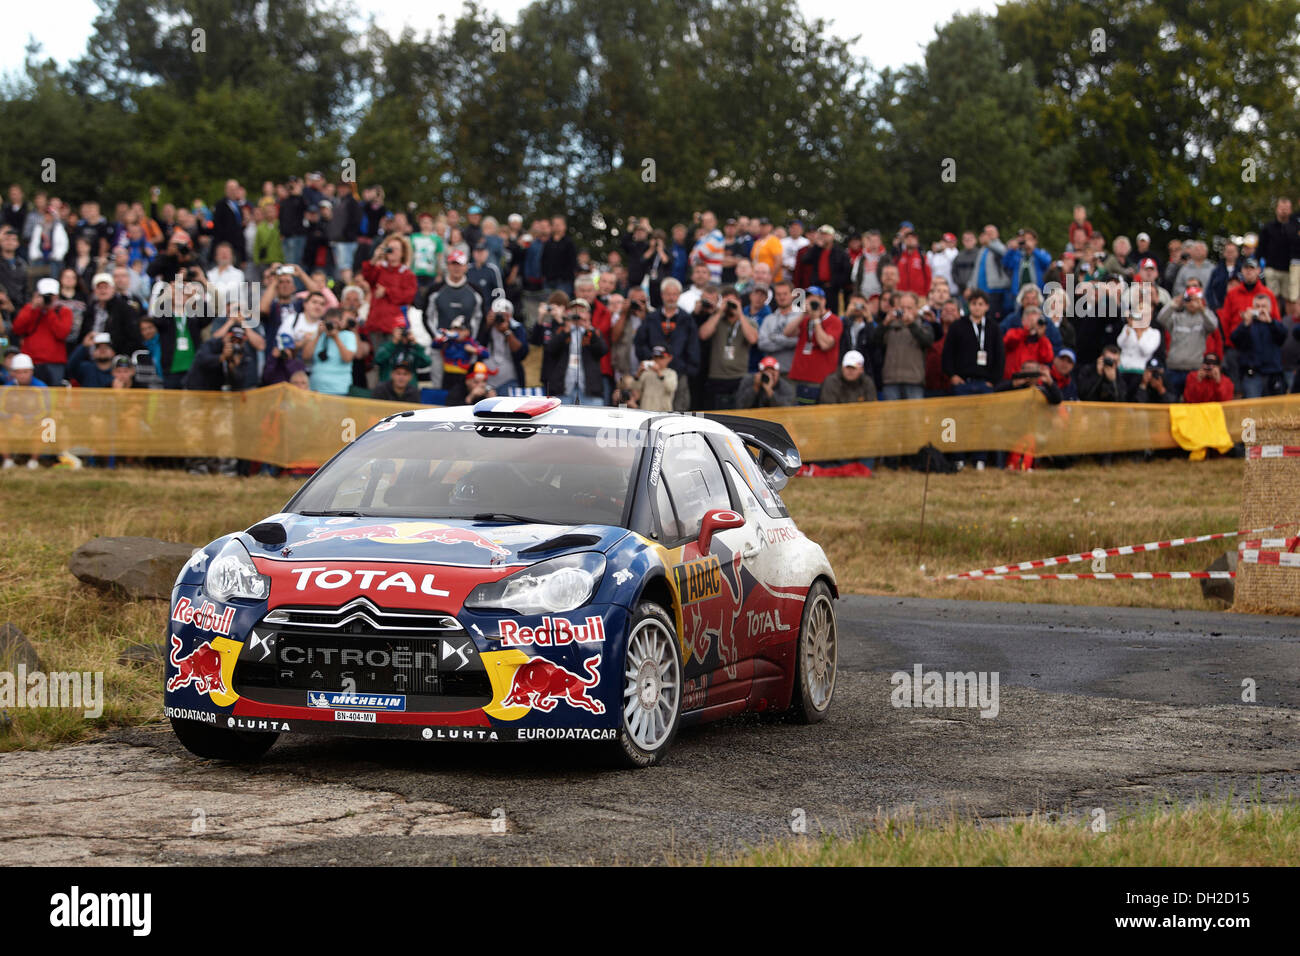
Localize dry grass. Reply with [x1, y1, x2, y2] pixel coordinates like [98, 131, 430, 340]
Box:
[783, 457, 1247, 610]
[721, 800, 1300, 866]
[0, 459, 1250, 750]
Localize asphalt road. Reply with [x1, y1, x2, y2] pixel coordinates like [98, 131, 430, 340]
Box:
[3, 596, 1297, 865]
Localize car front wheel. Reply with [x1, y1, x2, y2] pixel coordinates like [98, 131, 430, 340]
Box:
[170, 717, 279, 762]
[790, 581, 837, 723]
[614, 602, 682, 768]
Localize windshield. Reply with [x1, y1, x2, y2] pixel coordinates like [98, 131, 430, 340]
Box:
[288, 421, 642, 527]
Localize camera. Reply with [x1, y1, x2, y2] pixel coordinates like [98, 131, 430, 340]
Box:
[1102, 356, 1115, 368]
[276, 266, 294, 276]
[325, 320, 337, 333]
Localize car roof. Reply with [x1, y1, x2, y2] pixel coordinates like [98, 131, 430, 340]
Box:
[380, 403, 739, 438]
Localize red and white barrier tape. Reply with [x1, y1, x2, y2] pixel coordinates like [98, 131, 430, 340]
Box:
[1239, 550, 1300, 568]
[946, 523, 1296, 580]
[965, 571, 1234, 581]
[1246, 444, 1300, 460]
[1237, 537, 1300, 552]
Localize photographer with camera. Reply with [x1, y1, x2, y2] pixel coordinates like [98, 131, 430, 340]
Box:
[1134, 357, 1176, 404]
[633, 278, 699, 410]
[147, 229, 198, 283]
[784, 285, 842, 403]
[474, 297, 528, 392]
[1116, 303, 1163, 400]
[431, 315, 488, 404]
[376, 324, 432, 382]
[360, 234, 416, 347]
[635, 346, 677, 411]
[736, 355, 795, 408]
[1077, 344, 1124, 402]
[1184, 352, 1235, 403]
[12, 277, 74, 385]
[872, 290, 934, 401]
[299, 306, 357, 396]
[544, 297, 608, 404]
[262, 330, 306, 386]
[1230, 290, 1288, 398]
[698, 285, 757, 409]
[1003, 304, 1055, 380]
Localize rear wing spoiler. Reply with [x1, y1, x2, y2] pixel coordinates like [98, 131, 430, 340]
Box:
[699, 413, 802, 491]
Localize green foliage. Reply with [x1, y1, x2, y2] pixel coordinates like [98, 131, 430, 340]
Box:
[1, 0, 1295, 251]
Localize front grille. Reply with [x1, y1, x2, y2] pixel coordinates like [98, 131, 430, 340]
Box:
[234, 599, 491, 710]
[263, 598, 462, 634]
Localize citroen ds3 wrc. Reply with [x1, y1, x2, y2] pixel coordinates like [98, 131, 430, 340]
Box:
[165, 396, 838, 767]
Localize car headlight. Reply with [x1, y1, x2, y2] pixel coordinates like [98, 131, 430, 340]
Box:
[465, 552, 606, 614]
[205, 538, 270, 602]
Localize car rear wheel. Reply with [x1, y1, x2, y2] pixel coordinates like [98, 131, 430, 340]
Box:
[170, 717, 279, 762]
[614, 603, 682, 768]
[790, 581, 836, 723]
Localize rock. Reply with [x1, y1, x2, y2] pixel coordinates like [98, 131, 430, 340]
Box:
[0, 623, 44, 671]
[118, 642, 166, 667]
[69, 537, 197, 600]
[1200, 550, 1237, 605]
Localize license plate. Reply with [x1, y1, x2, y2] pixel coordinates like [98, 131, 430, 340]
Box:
[334, 710, 377, 723]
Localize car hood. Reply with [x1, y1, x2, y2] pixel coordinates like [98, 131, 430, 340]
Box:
[245, 514, 630, 567]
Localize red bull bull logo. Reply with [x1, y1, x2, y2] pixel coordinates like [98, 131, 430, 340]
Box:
[166, 635, 227, 696]
[502, 654, 604, 714]
[410, 527, 510, 556]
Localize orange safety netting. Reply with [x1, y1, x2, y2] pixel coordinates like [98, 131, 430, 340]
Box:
[2, 383, 1298, 466]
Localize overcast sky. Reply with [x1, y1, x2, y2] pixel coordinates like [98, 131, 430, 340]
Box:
[5, 0, 997, 75]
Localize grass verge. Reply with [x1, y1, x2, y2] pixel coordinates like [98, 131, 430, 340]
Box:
[723, 799, 1300, 866]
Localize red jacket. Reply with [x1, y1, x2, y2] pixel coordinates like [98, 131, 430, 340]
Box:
[590, 298, 614, 378]
[894, 249, 931, 295]
[1002, 327, 1054, 379]
[1183, 370, 1234, 403]
[1217, 281, 1278, 346]
[361, 260, 417, 335]
[13, 303, 74, 364]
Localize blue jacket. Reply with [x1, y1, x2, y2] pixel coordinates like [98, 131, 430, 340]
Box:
[1230, 317, 1286, 374]
[1002, 246, 1052, 299]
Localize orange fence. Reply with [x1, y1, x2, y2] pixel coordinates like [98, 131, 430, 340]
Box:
[2, 382, 1297, 467]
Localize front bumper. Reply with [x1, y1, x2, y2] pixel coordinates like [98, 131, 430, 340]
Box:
[163, 582, 630, 742]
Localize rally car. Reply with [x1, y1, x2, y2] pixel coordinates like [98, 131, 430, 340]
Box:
[165, 396, 838, 767]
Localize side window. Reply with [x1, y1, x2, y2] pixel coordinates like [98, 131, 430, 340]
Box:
[660, 433, 730, 542]
[654, 475, 681, 541]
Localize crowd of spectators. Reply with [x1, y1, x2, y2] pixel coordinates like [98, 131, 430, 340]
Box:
[3, 176, 1299, 471]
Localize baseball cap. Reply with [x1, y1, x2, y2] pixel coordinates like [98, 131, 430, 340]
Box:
[92, 332, 113, 346]
[278, 331, 295, 351]
[1137, 232, 1151, 242]
[942, 232, 957, 242]
[448, 316, 467, 330]
[1203, 353, 1220, 365]
[471, 362, 489, 377]
[1243, 233, 1258, 247]
[758, 216, 771, 226]
[318, 199, 332, 209]
[229, 325, 247, 340]
[468, 205, 483, 215]
[1241, 256, 1260, 268]
[842, 350, 865, 368]
[392, 351, 415, 371]
[171, 229, 190, 245]
[1185, 286, 1204, 300]
[112, 355, 133, 370]
[490, 297, 514, 314]
[1057, 348, 1077, 363]
[446, 249, 468, 265]
[651, 345, 669, 358]
[900, 221, 914, 230]
[806, 285, 826, 298]
[92, 272, 113, 287]
[36, 277, 60, 296]
[758, 356, 780, 371]
[816, 224, 835, 236]
[11, 353, 34, 371]
[750, 283, 770, 295]
[569, 297, 591, 310]
[473, 239, 488, 251]
[1139, 257, 1158, 270]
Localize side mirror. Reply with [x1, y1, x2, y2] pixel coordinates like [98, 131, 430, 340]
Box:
[698, 508, 745, 552]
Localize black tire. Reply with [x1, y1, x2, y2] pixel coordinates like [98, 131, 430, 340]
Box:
[170, 717, 279, 762]
[612, 602, 683, 768]
[789, 580, 837, 723]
